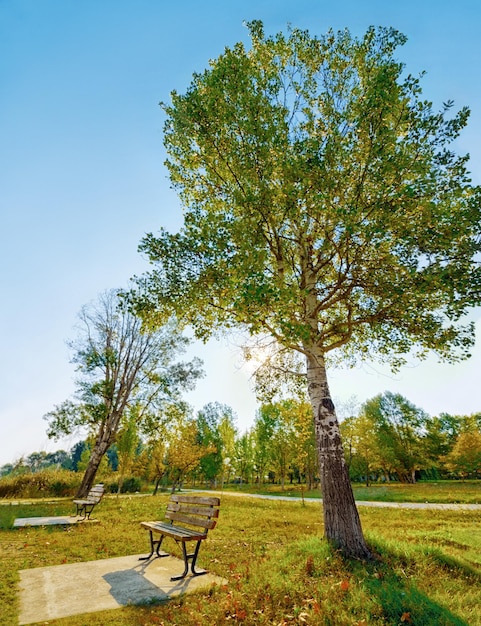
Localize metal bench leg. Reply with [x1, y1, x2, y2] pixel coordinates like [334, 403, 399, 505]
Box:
[171, 542, 190, 581]
[190, 539, 206, 576]
[170, 540, 207, 581]
[139, 531, 168, 561]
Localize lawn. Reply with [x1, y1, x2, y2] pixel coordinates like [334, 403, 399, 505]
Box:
[220, 479, 481, 504]
[1, 489, 480, 625]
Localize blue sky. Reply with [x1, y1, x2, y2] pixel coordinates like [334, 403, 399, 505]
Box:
[1, 0, 480, 465]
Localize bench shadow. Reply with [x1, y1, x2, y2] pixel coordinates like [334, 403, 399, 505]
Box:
[103, 567, 168, 606]
[102, 557, 217, 608]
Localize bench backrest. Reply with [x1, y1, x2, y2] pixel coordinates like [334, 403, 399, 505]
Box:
[165, 494, 220, 531]
[86, 484, 104, 503]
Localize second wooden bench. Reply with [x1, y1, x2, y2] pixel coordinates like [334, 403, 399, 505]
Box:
[140, 494, 220, 581]
[73, 483, 105, 520]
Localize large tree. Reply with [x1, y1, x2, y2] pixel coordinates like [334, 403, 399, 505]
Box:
[45, 290, 203, 497]
[133, 23, 481, 558]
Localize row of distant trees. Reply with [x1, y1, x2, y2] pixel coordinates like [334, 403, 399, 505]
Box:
[3, 394, 480, 487]
[341, 393, 481, 484]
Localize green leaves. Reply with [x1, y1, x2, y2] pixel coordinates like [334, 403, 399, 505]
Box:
[135, 21, 481, 368]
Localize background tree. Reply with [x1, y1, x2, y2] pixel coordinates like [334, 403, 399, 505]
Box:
[444, 430, 481, 479]
[362, 392, 429, 483]
[269, 404, 293, 489]
[165, 411, 215, 491]
[196, 402, 228, 486]
[136, 436, 168, 495]
[253, 405, 276, 484]
[115, 407, 141, 494]
[44, 289, 203, 497]
[289, 399, 318, 489]
[234, 431, 255, 485]
[340, 414, 383, 485]
[218, 409, 238, 488]
[133, 23, 481, 557]
[70, 440, 88, 472]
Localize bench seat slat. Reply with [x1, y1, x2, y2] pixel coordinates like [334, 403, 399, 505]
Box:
[165, 511, 218, 529]
[141, 521, 207, 541]
[167, 502, 219, 518]
[170, 494, 220, 506]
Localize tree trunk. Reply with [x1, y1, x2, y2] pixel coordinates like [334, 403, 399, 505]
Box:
[306, 349, 371, 559]
[76, 432, 113, 498]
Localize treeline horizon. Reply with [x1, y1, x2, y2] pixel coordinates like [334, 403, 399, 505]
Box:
[2, 391, 480, 488]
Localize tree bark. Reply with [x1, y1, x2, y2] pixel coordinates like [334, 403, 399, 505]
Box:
[76, 420, 118, 497]
[76, 442, 109, 497]
[305, 348, 371, 559]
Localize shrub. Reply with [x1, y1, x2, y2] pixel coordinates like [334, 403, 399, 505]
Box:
[0, 468, 80, 498]
[107, 476, 143, 493]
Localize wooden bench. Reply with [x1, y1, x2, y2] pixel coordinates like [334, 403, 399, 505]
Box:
[140, 494, 220, 581]
[73, 483, 105, 520]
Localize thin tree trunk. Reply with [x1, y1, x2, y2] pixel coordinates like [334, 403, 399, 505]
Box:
[305, 348, 371, 559]
[76, 437, 110, 498]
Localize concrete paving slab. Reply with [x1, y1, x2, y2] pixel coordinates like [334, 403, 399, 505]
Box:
[18, 554, 227, 625]
[13, 515, 98, 527]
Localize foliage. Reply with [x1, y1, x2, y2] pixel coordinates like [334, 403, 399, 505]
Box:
[115, 408, 141, 494]
[342, 397, 481, 483]
[106, 476, 142, 494]
[165, 408, 217, 491]
[0, 451, 73, 477]
[444, 430, 481, 479]
[361, 392, 429, 483]
[135, 21, 481, 366]
[341, 413, 383, 486]
[132, 21, 481, 558]
[137, 437, 168, 494]
[234, 431, 255, 484]
[254, 399, 317, 488]
[4, 391, 480, 491]
[196, 402, 233, 485]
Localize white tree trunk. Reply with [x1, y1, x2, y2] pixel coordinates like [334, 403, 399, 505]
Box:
[305, 348, 371, 559]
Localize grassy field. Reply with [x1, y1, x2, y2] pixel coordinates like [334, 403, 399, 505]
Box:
[221, 480, 481, 504]
[1, 487, 480, 625]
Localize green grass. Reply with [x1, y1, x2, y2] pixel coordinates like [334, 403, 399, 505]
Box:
[351, 481, 481, 504]
[1, 491, 480, 625]
[220, 479, 481, 504]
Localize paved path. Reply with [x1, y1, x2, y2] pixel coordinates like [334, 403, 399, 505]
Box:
[13, 515, 99, 527]
[201, 490, 481, 511]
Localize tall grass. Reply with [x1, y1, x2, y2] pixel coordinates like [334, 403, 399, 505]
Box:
[0, 492, 480, 625]
[0, 468, 80, 499]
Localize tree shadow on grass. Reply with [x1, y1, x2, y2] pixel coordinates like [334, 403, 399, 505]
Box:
[358, 540, 481, 626]
[361, 573, 467, 626]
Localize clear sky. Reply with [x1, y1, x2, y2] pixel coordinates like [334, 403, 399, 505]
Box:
[1, 0, 480, 466]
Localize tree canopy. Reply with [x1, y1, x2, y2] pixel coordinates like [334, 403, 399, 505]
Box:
[132, 22, 481, 558]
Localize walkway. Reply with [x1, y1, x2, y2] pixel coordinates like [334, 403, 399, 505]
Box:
[203, 490, 481, 511]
